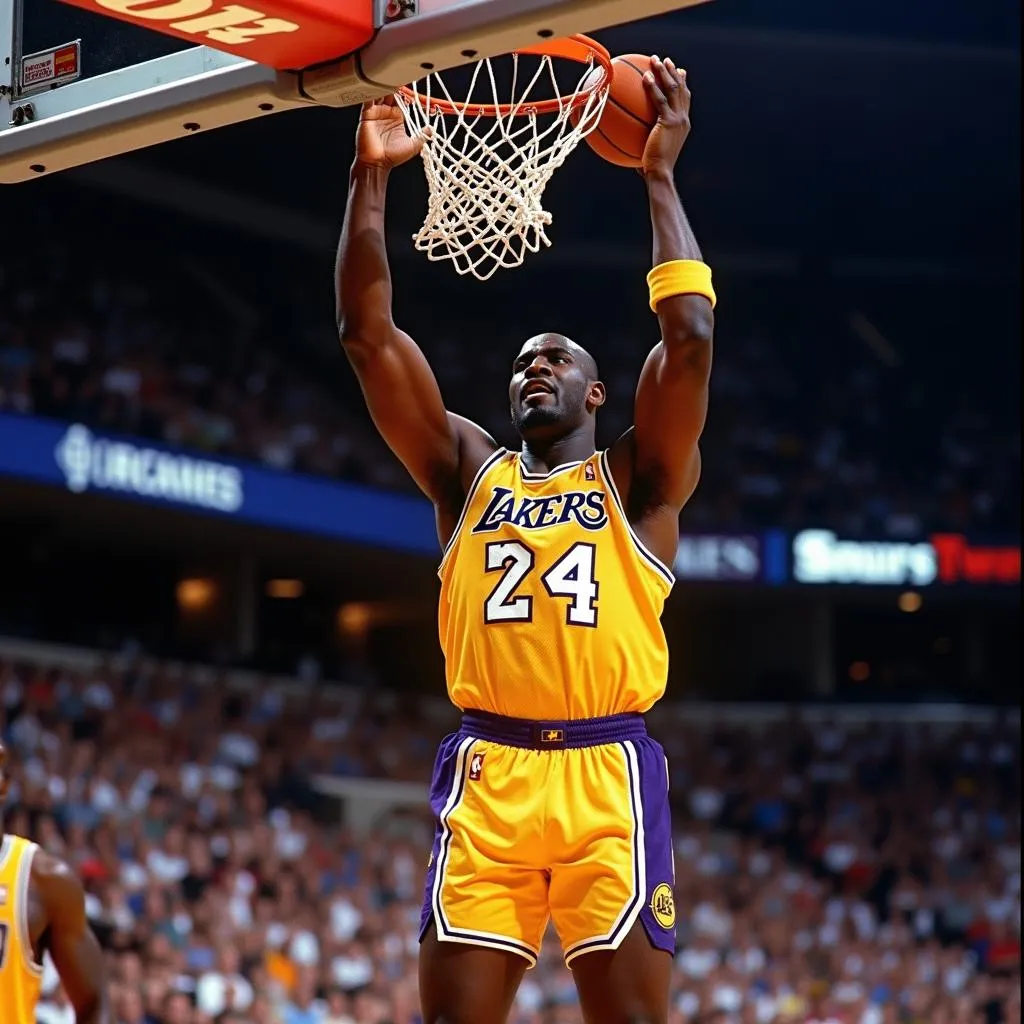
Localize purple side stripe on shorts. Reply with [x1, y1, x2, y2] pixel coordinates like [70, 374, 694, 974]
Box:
[636, 738, 677, 956]
[419, 731, 463, 941]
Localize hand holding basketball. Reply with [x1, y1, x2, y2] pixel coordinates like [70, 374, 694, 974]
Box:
[356, 98, 423, 171]
[640, 56, 691, 178]
[576, 54, 690, 170]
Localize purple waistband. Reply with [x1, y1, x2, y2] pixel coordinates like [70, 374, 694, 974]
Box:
[459, 709, 647, 750]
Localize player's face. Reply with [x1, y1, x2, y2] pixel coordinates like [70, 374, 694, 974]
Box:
[509, 337, 601, 438]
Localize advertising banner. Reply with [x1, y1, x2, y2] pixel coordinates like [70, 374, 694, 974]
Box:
[2, 416, 1017, 587]
[791, 529, 1019, 588]
[673, 534, 764, 583]
[0, 414, 439, 555]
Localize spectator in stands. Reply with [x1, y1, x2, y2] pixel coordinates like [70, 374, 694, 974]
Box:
[1, 649, 1020, 1022]
[0, 249, 1017, 536]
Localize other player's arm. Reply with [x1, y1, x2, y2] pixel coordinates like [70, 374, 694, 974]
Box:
[33, 850, 109, 1024]
[336, 99, 494, 507]
[609, 58, 714, 554]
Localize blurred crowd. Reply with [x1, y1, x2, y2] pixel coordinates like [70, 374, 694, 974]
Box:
[0, 250, 1018, 536]
[1, 648, 1020, 1024]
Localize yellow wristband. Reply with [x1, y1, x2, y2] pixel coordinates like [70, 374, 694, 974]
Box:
[647, 259, 716, 312]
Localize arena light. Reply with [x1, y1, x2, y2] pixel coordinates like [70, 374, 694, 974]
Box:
[898, 591, 923, 613]
[848, 661, 871, 683]
[337, 602, 372, 638]
[266, 578, 304, 599]
[177, 577, 216, 611]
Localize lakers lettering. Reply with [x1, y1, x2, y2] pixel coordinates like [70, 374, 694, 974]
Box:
[471, 487, 609, 534]
[95, 0, 299, 44]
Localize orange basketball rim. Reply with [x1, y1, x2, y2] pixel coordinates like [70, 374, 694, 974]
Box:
[398, 35, 613, 118]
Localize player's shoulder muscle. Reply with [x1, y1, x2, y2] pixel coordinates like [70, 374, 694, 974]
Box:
[30, 849, 86, 923]
[433, 413, 500, 541]
[605, 427, 700, 570]
[448, 413, 501, 497]
[607, 426, 701, 519]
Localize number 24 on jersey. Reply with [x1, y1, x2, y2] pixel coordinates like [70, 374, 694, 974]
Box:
[483, 541, 599, 627]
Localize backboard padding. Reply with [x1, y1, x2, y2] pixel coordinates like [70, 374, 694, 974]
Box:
[23, 0, 194, 80]
[54, 0, 376, 72]
[1, 0, 714, 182]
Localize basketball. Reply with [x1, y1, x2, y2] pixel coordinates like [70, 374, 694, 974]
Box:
[574, 54, 659, 168]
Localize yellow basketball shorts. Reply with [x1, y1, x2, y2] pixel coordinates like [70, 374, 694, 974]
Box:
[419, 710, 676, 967]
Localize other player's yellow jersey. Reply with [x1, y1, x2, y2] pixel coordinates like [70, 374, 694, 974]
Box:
[438, 449, 674, 719]
[0, 834, 44, 1024]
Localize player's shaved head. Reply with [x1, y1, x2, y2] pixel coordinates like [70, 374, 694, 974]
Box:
[517, 333, 600, 381]
[510, 333, 605, 440]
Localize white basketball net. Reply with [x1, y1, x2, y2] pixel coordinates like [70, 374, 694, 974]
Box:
[395, 50, 610, 281]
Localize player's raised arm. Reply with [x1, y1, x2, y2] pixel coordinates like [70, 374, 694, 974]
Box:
[33, 851, 109, 1024]
[625, 57, 715, 513]
[336, 99, 470, 504]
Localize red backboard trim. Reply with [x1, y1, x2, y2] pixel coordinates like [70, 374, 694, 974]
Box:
[57, 0, 375, 72]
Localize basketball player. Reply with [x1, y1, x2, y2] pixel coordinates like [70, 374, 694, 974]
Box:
[0, 740, 109, 1022]
[337, 56, 712, 1024]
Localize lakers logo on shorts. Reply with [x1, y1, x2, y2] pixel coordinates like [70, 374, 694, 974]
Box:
[650, 883, 676, 930]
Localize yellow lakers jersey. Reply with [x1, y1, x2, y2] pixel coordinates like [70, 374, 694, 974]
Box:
[438, 449, 674, 719]
[0, 834, 44, 1024]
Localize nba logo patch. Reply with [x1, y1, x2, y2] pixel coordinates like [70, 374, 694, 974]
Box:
[0, 884, 7, 906]
[468, 751, 485, 781]
[650, 883, 676, 930]
[585, 463, 595, 481]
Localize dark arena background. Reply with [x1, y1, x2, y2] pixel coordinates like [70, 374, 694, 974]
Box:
[0, 0, 1019, 1021]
